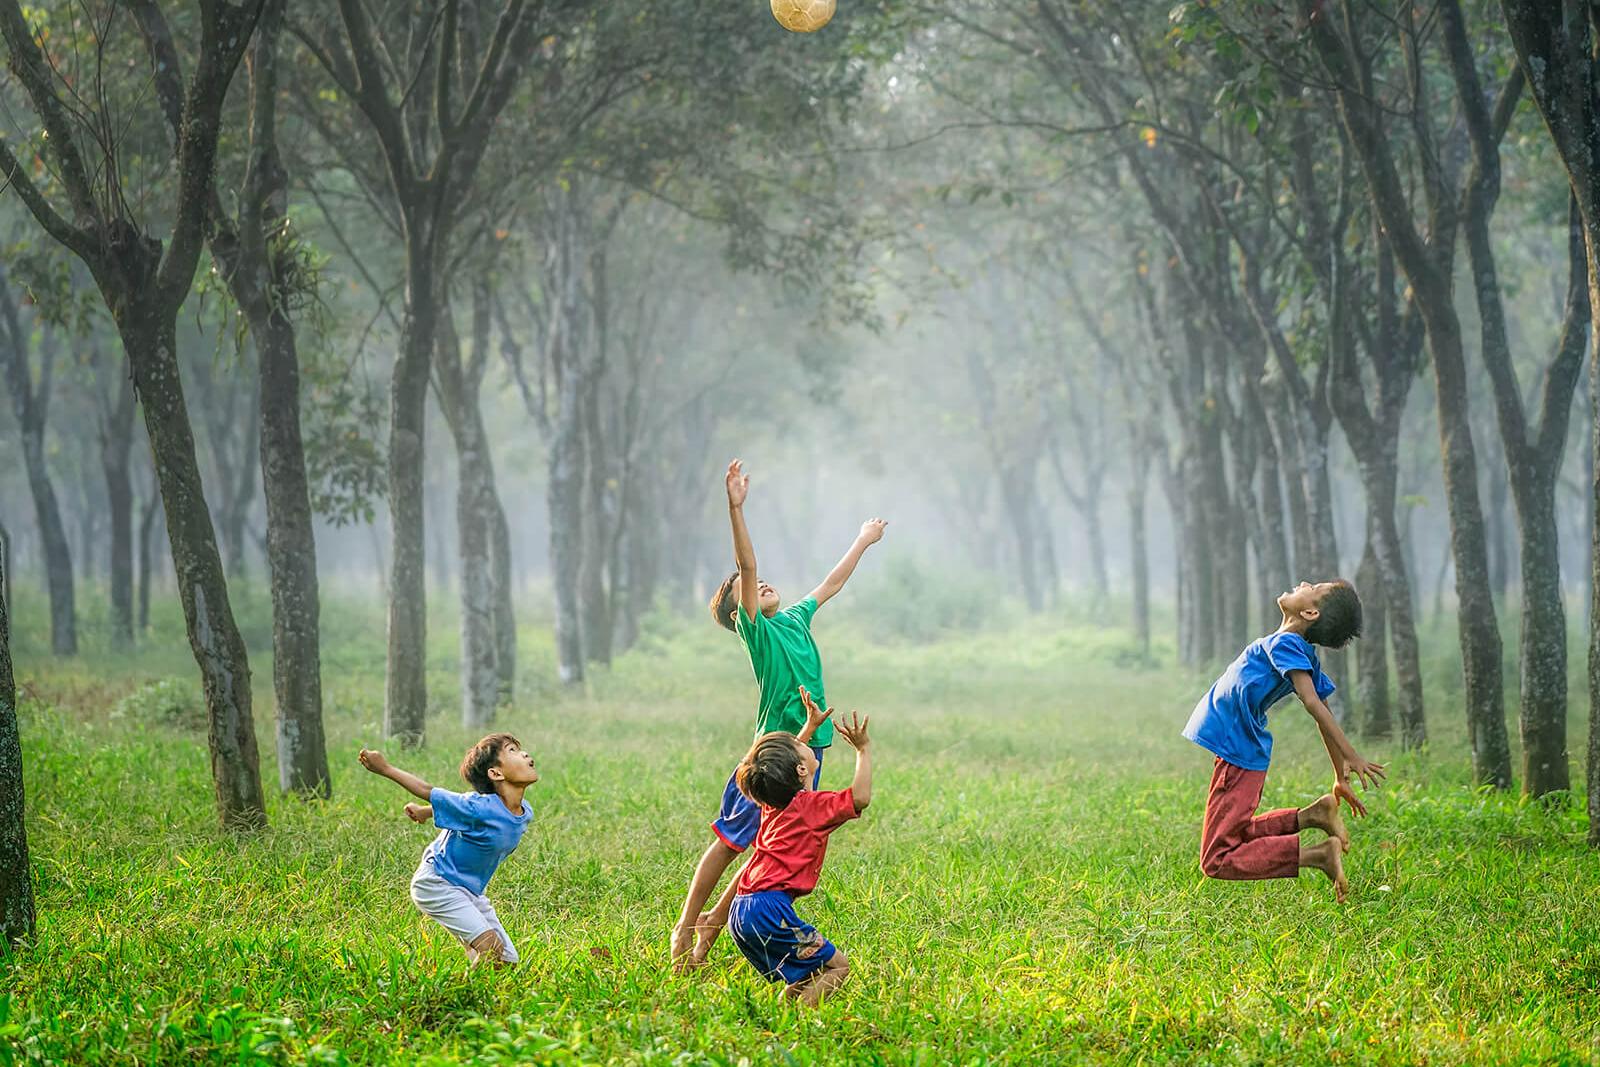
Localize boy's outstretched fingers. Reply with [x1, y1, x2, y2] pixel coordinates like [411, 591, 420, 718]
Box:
[1335, 779, 1368, 817]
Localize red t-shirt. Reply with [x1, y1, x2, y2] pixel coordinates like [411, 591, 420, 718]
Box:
[736, 788, 859, 897]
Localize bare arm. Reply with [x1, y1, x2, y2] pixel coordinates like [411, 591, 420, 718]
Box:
[1291, 672, 1386, 814]
[726, 460, 759, 621]
[358, 748, 435, 802]
[796, 686, 834, 745]
[834, 712, 872, 811]
[808, 519, 887, 607]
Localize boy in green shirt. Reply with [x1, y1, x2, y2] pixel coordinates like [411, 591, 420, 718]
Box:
[669, 459, 886, 972]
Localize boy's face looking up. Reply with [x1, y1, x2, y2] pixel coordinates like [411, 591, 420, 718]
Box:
[1278, 580, 1337, 623]
[756, 580, 781, 616]
[791, 738, 818, 792]
[491, 742, 540, 787]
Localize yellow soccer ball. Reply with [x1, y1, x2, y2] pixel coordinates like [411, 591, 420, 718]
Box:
[771, 0, 836, 33]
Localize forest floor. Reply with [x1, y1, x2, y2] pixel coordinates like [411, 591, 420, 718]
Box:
[3, 589, 1598, 1065]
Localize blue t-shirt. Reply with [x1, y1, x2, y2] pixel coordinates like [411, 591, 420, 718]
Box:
[1182, 632, 1336, 771]
[421, 787, 531, 896]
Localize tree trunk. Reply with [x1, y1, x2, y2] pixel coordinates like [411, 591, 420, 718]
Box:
[1310, 5, 1509, 787]
[1367, 457, 1426, 747]
[384, 233, 437, 745]
[1486, 456, 1510, 601]
[0, 539, 33, 947]
[256, 312, 329, 797]
[454, 406, 500, 727]
[0, 304, 77, 656]
[1354, 529, 1391, 740]
[137, 486, 160, 635]
[549, 366, 587, 684]
[123, 310, 266, 829]
[102, 370, 136, 647]
[489, 495, 515, 704]
[580, 373, 614, 665]
[1128, 450, 1151, 655]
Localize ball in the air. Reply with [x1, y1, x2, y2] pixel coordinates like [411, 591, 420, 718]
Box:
[771, 0, 835, 32]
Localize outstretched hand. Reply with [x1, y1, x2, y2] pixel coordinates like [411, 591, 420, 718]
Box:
[835, 711, 871, 750]
[358, 748, 391, 776]
[725, 459, 750, 508]
[404, 802, 431, 824]
[1334, 778, 1368, 818]
[1346, 754, 1387, 791]
[798, 686, 835, 735]
[859, 518, 888, 544]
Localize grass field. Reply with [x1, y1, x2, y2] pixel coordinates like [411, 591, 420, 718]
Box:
[3, 586, 1598, 1065]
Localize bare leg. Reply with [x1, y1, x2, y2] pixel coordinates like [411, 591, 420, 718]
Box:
[1297, 793, 1349, 852]
[785, 949, 850, 1007]
[1300, 838, 1349, 903]
[467, 928, 511, 969]
[671, 838, 739, 972]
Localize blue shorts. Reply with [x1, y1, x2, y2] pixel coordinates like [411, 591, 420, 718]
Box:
[728, 890, 836, 984]
[710, 746, 824, 851]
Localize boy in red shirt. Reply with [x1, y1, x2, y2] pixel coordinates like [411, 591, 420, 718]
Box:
[725, 694, 872, 1006]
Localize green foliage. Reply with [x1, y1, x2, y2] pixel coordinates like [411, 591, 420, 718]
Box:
[852, 555, 999, 641]
[110, 677, 204, 731]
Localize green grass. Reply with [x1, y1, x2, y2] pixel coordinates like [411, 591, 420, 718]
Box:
[3, 587, 1599, 1065]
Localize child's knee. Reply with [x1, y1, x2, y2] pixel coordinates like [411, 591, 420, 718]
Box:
[826, 948, 849, 977]
[1200, 852, 1227, 878]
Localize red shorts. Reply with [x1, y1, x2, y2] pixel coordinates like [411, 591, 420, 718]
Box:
[1199, 758, 1299, 880]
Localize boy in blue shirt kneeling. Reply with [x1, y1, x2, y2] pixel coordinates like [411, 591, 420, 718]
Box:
[359, 734, 538, 966]
[1182, 580, 1385, 902]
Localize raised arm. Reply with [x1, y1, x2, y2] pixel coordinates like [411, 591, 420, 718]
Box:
[726, 460, 759, 621]
[358, 748, 435, 802]
[834, 711, 872, 812]
[1290, 672, 1386, 815]
[796, 686, 834, 745]
[807, 519, 887, 607]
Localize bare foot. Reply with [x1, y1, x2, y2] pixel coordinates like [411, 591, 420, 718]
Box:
[1300, 793, 1349, 852]
[669, 924, 694, 974]
[1302, 838, 1349, 903]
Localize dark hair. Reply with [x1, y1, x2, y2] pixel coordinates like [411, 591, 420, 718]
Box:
[1305, 580, 1363, 649]
[460, 732, 521, 793]
[709, 570, 740, 632]
[736, 732, 806, 809]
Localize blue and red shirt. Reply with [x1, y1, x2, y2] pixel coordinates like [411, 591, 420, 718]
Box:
[736, 788, 859, 897]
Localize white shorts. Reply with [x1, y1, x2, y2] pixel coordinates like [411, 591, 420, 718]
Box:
[409, 863, 520, 963]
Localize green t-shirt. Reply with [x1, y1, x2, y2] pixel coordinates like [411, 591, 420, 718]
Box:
[735, 595, 833, 747]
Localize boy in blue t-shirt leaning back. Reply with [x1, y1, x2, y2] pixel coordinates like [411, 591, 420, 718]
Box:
[359, 734, 538, 966]
[1182, 580, 1385, 902]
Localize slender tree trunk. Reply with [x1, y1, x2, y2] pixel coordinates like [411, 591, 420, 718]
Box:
[256, 312, 328, 796]
[384, 230, 437, 745]
[0, 307, 77, 656]
[579, 374, 614, 665]
[1354, 528, 1391, 740]
[454, 407, 500, 727]
[1365, 455, 1426, 746]
[102, 371, 136, 647]
[489, 495, 515, 704]
[1486, 456, 1510, 602]
[1128, 450, 1151, 655]
[0, 541, 32, 947]
[137, 487, 160, 634]
[550, 366, 586, 684]
[123, 310, 266, 828]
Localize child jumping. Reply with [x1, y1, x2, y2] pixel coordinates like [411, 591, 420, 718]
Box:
[358, 733, 539, 966]
[726, 693, 872, 1006]
[669, 458, 885, 971]
[1183, 580, 1385, 902]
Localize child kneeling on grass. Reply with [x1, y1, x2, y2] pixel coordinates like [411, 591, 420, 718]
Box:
[724, 696, 871, 1007]
[1183, 580, 1385, 902]
[358, 734, 538, 966]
